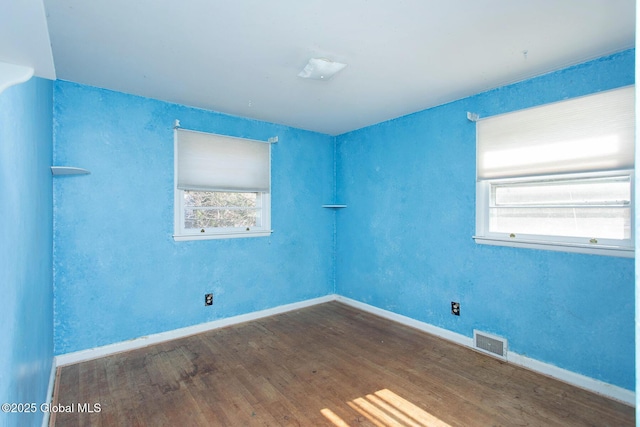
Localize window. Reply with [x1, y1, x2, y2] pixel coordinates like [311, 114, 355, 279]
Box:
[174, 127, 271, 240]
[474, 86, 634, 257]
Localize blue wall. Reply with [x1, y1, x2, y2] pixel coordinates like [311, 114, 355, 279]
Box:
[335, 49, 635, 391]
[0, 77, 54, 427]
[52, 50, 635, 393]
[52, 82, 335, 354]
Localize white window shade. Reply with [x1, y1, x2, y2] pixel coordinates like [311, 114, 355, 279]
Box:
[477, 86, 635, 180]
[176, 129, 270, 192]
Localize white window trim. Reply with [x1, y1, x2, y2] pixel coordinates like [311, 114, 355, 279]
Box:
[472, 236, 633, 258]
[474, 170, 634, 258]
[172, 127, 273, 241]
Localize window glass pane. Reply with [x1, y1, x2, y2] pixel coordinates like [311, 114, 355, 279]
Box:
[183, 191, 261, 229]
[489, 175, 632, 240]
[185, 208, 259, 229]
[489, 207, 630, 239]
[493, 177, 630, 206]
[184, 191, 257, 208]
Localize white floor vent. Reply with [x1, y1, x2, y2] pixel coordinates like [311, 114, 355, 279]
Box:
[473, 330, 507, 360]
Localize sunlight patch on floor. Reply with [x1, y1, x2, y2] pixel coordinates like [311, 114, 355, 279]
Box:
[322, 388, 452, 427]
[320, 408, 352, 427]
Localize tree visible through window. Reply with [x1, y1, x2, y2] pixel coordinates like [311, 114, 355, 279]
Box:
[183, 191, 261, 229]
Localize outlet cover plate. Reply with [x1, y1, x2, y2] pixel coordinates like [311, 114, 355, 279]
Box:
[451, 301, 460, 316]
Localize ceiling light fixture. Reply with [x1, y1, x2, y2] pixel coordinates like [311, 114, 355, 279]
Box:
[298, 58, 347, 80]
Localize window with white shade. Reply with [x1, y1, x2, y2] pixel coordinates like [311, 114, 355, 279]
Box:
[474, 86, 634, 257]
[174, 128, 271, 240]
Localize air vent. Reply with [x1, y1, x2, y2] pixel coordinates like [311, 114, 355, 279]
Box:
[473, 330, 507, 360]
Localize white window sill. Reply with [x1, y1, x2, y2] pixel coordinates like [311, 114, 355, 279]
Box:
[174, 230, 273, 241]
[473, 236, 634, 258]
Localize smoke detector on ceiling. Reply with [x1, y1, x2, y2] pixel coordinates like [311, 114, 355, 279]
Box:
[298, 58, 347, 80]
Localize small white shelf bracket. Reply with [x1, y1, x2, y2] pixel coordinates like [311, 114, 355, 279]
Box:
[51, 167, 91, 176]
[467, 112, 480, 122]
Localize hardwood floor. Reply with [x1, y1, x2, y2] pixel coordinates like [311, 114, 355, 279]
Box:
[51, 302, 634, 426]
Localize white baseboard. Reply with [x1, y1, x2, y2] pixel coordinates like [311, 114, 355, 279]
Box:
[41, 358, 56, 427]
[335, 295, 474, 347]
[54, 293, 634, 407]
[335, 295, 635, 407]
[55, 295, 336, 367]
[507, 352, 635, 406]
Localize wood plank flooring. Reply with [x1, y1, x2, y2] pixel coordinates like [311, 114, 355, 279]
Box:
[51, 302, 634, 426]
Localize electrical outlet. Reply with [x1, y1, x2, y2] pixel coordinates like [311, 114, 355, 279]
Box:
[451, 301, 460, 316]
[205, 293, 213, 306]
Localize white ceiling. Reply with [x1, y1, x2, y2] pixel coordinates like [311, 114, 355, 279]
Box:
[29, 1, 640, 134]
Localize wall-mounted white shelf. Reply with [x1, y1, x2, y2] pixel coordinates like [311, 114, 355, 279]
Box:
[51, 166, 91, 176]
[322, 204, 347, 208]
[0, 62, 34, 95]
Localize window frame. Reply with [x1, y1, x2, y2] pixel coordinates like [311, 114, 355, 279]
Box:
[473, 86, 635, 258]
[173, 127, 272, 241]
[174, 190, 271, 241]
[474, 170, 634, 258]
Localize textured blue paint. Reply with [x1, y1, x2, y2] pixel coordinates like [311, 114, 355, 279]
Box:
[336, 49, 635, 391]
[53, 50, 635, 392]
[0, 77, 53, 427]
[53, 82, 335, 354]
